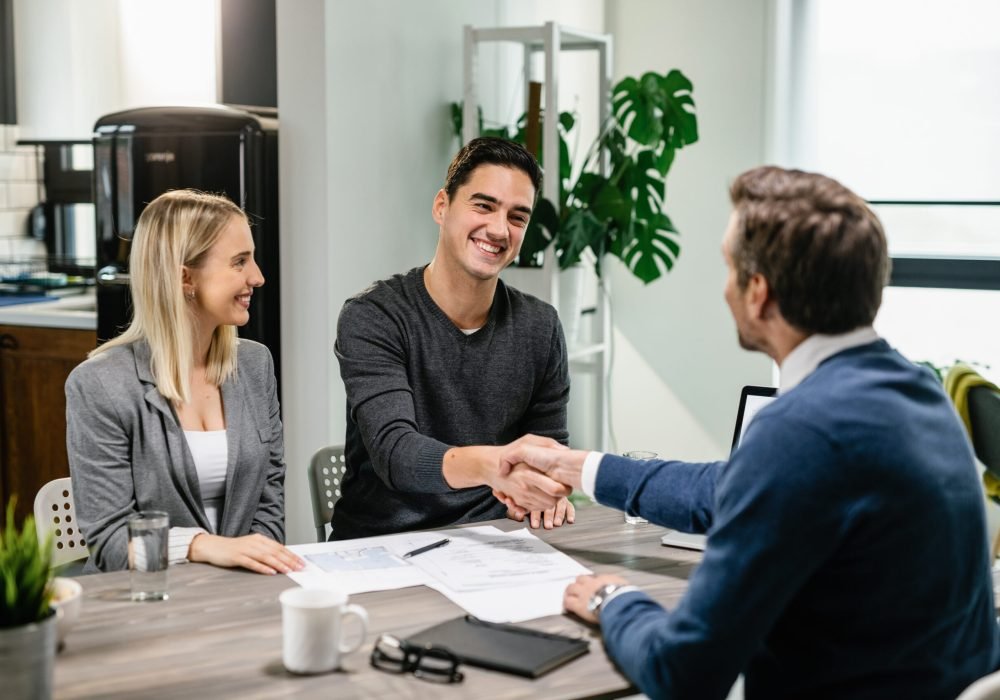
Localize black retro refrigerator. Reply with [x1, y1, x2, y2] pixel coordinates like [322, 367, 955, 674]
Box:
[93, 105, 281, 392]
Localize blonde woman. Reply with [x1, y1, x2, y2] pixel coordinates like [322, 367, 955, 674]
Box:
[66, 190, 304, 575]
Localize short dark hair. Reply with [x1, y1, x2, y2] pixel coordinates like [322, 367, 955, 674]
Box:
[443, 137, 542, 201]
[729, 166, 891, 335]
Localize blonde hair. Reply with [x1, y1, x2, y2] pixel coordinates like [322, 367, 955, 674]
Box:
[91, 189, 247, 403]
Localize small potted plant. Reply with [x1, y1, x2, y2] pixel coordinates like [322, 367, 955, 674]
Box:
[0, 499, 56, 700]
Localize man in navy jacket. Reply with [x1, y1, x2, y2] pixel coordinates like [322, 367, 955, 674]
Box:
[498, 166, 1000, 699]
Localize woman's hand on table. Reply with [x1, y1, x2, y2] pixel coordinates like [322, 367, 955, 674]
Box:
[189, 533, 306, 575]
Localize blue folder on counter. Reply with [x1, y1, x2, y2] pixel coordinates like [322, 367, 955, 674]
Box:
[0, 295, 57, 307]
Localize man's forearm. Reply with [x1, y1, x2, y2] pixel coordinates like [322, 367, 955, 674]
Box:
[446, 440, 572, 511]
[442, 445, 500, 489]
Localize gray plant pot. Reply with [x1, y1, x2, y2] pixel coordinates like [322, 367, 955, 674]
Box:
[0, 611, 57, 700]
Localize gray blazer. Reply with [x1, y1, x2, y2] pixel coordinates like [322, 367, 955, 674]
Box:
[65, 339, 286, 572]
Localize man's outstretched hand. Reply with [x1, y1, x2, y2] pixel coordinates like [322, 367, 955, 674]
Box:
[442, 435, 572, 512]
[487, 446, 572, 511]
[498, 437, 589, 493]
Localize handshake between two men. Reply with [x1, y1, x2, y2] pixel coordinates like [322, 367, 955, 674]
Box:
[488, 435, 627, 625]
[486, 434, 590, 530]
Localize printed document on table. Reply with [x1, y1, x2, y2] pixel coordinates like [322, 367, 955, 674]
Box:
[286, 531, 449, 595]
[427, 577, 581, 623]
[409, 527, 591, 593]
[286, 526, 592, 621]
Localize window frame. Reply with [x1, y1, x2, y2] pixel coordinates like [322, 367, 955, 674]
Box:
[772, 0, 1000, 292]
[870, 200, 1000, 291]
[0, 0, 15, 125]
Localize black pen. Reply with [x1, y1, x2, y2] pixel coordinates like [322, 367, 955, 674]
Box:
[402, 538, 450, 559]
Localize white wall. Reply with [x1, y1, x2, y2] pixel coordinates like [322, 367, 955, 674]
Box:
[276, 0, 509, 544]
[15, 0, 767, 539]
[13, 0, 218, 140]
[115, 0, 217, 108]
[604, 0, 773, 460]
[13, 0, 121, 139]
[275, 0, 607, 543]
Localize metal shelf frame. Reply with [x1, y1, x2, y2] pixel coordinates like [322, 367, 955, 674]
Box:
[461, 22, 613, 451]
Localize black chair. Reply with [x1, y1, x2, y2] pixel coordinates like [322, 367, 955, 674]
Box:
[969, 386, 1000, 476]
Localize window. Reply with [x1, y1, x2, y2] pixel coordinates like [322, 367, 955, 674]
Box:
[781, 0, 1000, 374]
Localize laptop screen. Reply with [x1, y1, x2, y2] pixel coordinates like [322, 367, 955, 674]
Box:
[730, 385, 777, 455]
[661, 385, 779, 551]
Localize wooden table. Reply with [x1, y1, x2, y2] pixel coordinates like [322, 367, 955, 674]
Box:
[53, 504, 702, 699]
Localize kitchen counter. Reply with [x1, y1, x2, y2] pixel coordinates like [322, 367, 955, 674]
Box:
[0, 290, 96, 330]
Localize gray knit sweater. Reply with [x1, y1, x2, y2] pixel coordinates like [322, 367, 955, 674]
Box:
[331, 266, 569, 539]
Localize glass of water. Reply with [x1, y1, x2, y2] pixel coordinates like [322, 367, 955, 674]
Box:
[127, 511, 170, 601]
[622, 451, 658, 525]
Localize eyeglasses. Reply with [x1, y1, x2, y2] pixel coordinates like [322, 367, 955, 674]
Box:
[370, 634, 464, 684]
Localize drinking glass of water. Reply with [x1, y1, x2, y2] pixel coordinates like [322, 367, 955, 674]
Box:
[127, 511, 170, 601]
[622, 451, 657, 525]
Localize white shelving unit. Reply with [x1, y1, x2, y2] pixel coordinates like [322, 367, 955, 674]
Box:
[461, 22, 612, 451]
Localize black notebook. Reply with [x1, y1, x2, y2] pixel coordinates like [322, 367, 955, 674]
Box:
[405, 615, 589, 678]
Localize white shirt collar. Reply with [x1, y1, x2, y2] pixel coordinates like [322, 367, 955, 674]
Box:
[779, 326, 880, 394]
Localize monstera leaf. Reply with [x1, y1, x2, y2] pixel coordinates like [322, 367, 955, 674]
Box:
[557, 207, 605, 269]
[613, 70, 698, 150]
[621, 213, 681, 284]
[659, 70, 699, 150]
[628, 149, 667, 221]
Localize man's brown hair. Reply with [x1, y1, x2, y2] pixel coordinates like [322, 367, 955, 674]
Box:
[444, 137, 542, 203]
[729, 166, 891, 334]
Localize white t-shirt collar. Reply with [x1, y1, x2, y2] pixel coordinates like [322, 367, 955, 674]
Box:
[779, 325, 880, 394]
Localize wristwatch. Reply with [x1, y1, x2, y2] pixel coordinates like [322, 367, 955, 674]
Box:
[587, 583, 624, 619]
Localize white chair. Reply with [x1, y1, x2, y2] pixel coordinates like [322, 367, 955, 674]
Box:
[958, 670, 1000, 700]
[307, 445, 346, 542]
[33, 477, 89, 568]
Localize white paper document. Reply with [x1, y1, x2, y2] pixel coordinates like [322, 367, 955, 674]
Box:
[286, 526, 591, 622]
[427, 578, 580, 623]
[287, 531, 445, 595]
[413, 527, 591, 592]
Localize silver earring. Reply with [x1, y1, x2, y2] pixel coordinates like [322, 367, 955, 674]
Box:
[186, 290, 195, 301]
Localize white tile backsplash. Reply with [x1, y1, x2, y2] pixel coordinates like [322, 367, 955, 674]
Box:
[2, 125, 17, 151]
[0, 153, 14, 180]
[0, 127, 43, 244]
[0, 209, 30, 238]
[9, 153, 31, 182]
[7, 182, 40, 209]
[20, 150, 39, 182]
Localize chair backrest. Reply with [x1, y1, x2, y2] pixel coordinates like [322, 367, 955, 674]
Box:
[957, 669, 1000, 700]
[969, 386, 1000, 473]
[307, 445, 346, 542]
[33, 477, 88, 568]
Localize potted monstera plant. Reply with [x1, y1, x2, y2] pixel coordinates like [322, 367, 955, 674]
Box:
[0, 500, 56, 700]
[452, 68, 699, 284]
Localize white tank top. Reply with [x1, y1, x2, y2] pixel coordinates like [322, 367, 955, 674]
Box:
[183, 430, 228, 533]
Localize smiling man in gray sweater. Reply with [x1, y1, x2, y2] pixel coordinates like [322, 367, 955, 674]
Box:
[331, 137, 573, 540]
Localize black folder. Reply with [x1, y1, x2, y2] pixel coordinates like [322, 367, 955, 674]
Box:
[405, 615, 589, 678]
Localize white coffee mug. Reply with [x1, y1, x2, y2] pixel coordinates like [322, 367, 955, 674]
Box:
[279, 587, 369, 674]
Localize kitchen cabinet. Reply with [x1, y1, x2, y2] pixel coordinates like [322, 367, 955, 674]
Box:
[0, 324, 96, 522]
